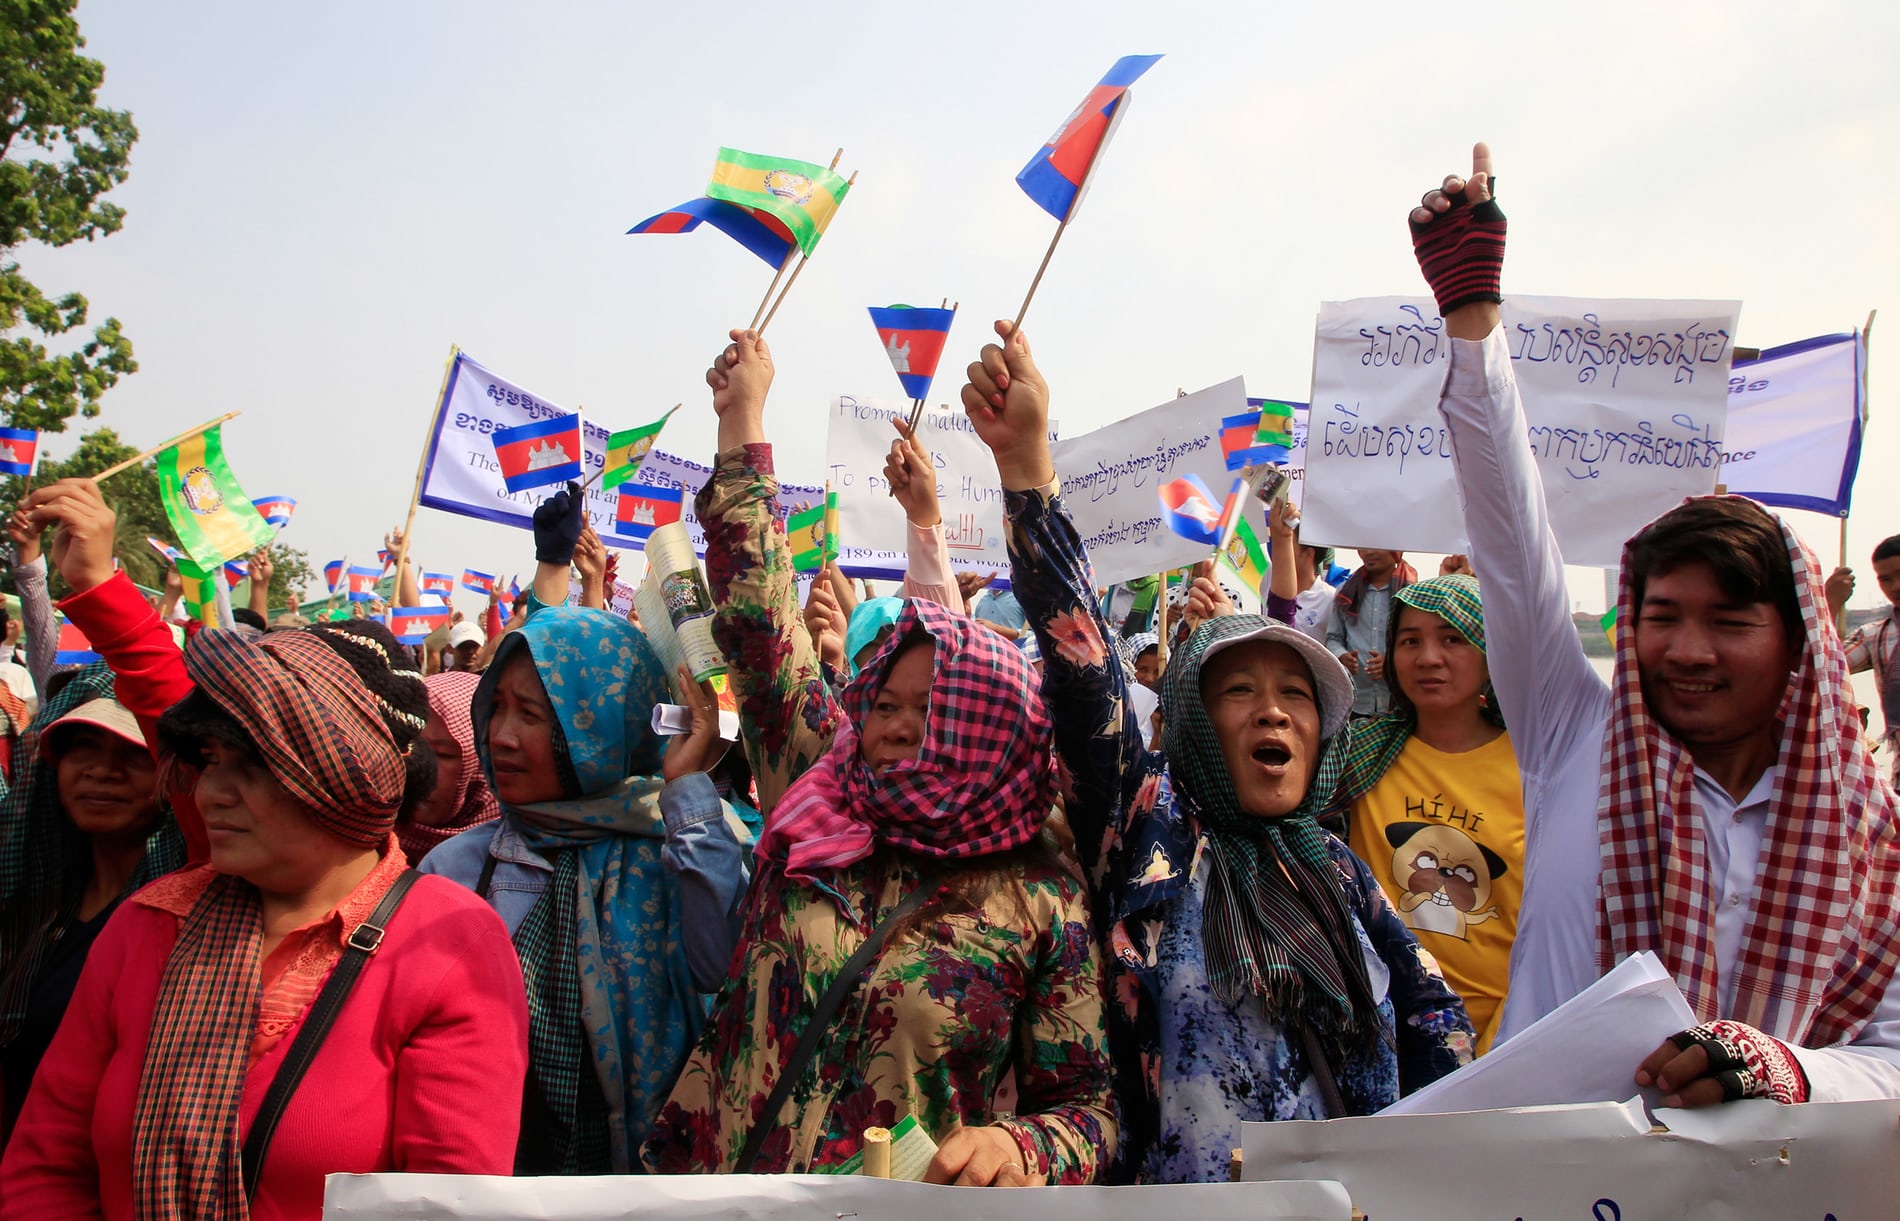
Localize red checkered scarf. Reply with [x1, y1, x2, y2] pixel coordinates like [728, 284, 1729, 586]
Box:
[758, 599, 1054, 912]
[399, 672, 501, 861]
[1598, 503, 1900, 1046]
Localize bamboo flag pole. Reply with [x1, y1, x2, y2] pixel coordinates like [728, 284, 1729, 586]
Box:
[1007, 93, 1136, 339]
[748, 149, 842, 331]
[757, 170, 859, 340]
[94, 411, 242, 483]
[906, 300, 959, 435]
[1841, 308, 1878, 635]
[392, 345, 461, 585]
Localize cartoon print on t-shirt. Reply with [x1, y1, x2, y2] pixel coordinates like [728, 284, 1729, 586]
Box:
[1385, 821, 1507, 941]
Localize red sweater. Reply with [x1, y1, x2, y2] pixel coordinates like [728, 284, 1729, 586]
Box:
[0, 875, 528, 1219]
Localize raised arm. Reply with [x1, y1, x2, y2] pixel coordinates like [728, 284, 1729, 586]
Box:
[8, 535, 59, 696]
[884, 421, 966, 613]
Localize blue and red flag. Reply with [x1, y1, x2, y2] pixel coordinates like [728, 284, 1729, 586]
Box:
[389, 605, 452, 645]
[148, 537, 184, 566]
[1220, 410, 1266, 471]
[627, 196, 795, 269]
[868, 305, 956, 401]
[615, 482, 684, 545]
[421, 572, 455, 602]
[56, 620, 100, 666]
[1158, 474, 1225, 545]
[0, 427, 40, 478]
[251, 495, 296, 530]
[1016, 54, 1162, 222]
[323, 559, 345, 593]
[347, 565, 381, 602]
[222, 559, 249, 589]
[462, 569, 496, 596]
[492, 414, 583, 493]
[376, 548, 393, 570]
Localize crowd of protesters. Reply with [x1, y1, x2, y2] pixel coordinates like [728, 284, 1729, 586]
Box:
[0, 143, 1895, 1216]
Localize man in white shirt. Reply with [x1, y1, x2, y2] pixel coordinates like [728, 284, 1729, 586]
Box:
[1415, 143, 1900, 1108]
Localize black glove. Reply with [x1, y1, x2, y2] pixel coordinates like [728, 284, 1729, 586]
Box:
[533, 481, 586, 565]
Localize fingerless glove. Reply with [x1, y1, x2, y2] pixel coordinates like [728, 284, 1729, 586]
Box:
[1410, 186, 1507, 316]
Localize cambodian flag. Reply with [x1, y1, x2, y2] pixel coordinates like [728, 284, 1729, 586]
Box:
[868, 305, 956, 401]
[149, 537, 184, 566]
[1158, 474, 1225, 545]
[627, 196, 795, 269]
[56, 620, 100, 666]
[376, 549, 393, 570]
[251, 495, 296, 530]
[1016, 54, 1162, 222]
[615, 482, 683, 545]
[0, 427, 40, 478]
[492, 414, 583, 493]
[462, 569, 496, 596]
[421, 572, 455, 603]
[1220, 410, 1266, 471]
[323, 559, 345, 593]
[222, 559, 249, 589]
[346, 565, 381, 602]
[389, 605, 452, 645]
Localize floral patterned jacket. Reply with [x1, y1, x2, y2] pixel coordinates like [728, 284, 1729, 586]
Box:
[640, 447, 1116, 1181]
[1004, 483, 1473, 1183]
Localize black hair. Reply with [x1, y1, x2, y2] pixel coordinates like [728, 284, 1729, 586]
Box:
[1874, 534, 1900, 565]
[1628, 498, 1802, 649]
[230, 607, 268, 632]
[156, 687, 264, 769]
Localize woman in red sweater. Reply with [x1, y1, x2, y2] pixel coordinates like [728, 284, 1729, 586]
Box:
[0, 479, 529, 1220]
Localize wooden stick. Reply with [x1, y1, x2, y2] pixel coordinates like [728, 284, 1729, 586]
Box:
[757, 168, 858, 338]
[1009, 221, 1067, 338]
[747, 149, 840, 330]
[1154, 571, 1170, 670]
[393, 346, 461, 583]
[93, 411, 241, 483]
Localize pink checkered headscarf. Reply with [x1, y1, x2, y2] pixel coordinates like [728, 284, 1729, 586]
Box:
[759, 599, 1055, 899]
[1597, 498, 1900, 1047]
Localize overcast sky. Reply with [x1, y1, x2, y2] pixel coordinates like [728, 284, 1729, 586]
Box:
[19, 1, 1897, 611]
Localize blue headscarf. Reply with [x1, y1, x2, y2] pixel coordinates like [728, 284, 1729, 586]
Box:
[472, 607, 692, 1173]
[844, 597, 904, 675]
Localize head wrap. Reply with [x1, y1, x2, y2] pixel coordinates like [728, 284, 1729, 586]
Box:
[1599, 498, 1900, 1046]
[396, 671, 501, 863]
[471, 607, 688, 1173]
[1119, 631, 1161, 674]
[1160, 615, 1380, 1042]
[183, 628, 407, 843]
[759, 599, 1056, 912]
[844, 596, 905, 676]
[1333, 556, 1418, 621]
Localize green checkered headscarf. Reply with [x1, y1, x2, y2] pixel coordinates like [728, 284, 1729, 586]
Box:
[1161, 616, 1378, 1041]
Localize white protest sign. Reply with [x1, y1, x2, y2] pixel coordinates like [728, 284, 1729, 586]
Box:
[417, 351, 825, 556]
[1243, 1096, 1900, 1219]
[1299, 297, 1740, 567]
[323, 1173, 1353, 1219]
[1719, 332, 1864, 514]
[1049, 377, 1250, 587]
[824, 394, 1058, 582]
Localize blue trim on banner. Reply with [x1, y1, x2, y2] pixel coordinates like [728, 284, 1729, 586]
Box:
[1732, 332, 1856, 365]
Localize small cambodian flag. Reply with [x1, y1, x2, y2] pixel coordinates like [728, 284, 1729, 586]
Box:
[492, 414, 583, 493]
[323, 559, 345, 593]
[222, 559, 249, 589]
[1016, 54, 1163, 222]
[251, 495, 297, 530]
[868, 305, 957, 402]
[0, 427, 40, 478]
[1220, 410, 1266, 471]
[1158, 474, 1225, 545]
[389, 605, 452, 644]
[421, 572, 455, 603]
[56, 620, 100, 666]
[377, 549, 393, 570]
[346, 565, 381, 602]
[148, 537, 184, 566]
[627, 196, 795, 269]
[615, 482, 683, 545]
[462, 569, 496, 596]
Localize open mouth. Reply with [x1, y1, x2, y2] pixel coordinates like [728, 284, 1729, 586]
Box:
[1252, 743, 1293, 771]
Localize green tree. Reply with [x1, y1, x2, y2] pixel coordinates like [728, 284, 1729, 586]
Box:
[2, 0, 139, 433]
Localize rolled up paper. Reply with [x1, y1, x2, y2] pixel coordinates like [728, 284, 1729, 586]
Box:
[862, 1126, 891, 1178]
[650, 703, 740, 741]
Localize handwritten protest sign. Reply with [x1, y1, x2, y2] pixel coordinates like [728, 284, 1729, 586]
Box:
[419, 351, 821, 557]
[1048, 378, 1251, 587]
[1298, 297, 1740, 567]
[1719, 332, 1864, 515]
[824, 394, 1058, 582]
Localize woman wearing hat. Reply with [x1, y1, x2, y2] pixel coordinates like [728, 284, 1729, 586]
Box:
[3, 478, 529, 1218]
[963, 321, 1473, 1184]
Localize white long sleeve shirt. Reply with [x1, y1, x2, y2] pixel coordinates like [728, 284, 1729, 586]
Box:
[1439, 328, 1900, 1100]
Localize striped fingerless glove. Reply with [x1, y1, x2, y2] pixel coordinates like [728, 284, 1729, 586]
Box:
[1410, 189, 1507, 316]
[1668, 1020, 1810, 1104]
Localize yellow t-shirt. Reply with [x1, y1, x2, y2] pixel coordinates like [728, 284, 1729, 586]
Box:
[1349, 730, 1524, 1054]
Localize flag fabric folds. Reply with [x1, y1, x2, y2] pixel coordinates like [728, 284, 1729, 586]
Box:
[492, 414, 583, 493]
[706, 147, 851, 257]
[390, 605, 452, 644]
[602, 410, 675, 491]
[1221, 410, 1266, 471]
[421, 572, 456, 602]
[0, 426, 40, 478]
[627, 196, 795, 269]
[1158, 474, 1225, 545]
[786, 499, 828, 572]
[174, 558, 222, 627]
[614, 482, 683, 545]
[1253, 399, 1296, 454]
[347, 565, 381, 602]
[222, 560, 249, 590]
[462, 569, 496, 596]
[1220, 517, 1269, 595]
[55, 620, 100, 665]
[868, 306, 956, 401]
[154, 423, 275, 568]
[148, 538, 183, 566]
[251, 495, 297, 530]
[323, 559, 345, 593]
[1015, 54, 1162, 222]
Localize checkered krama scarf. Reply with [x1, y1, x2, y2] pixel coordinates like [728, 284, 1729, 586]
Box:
[399, 671, 501, 862]
[1598, 501, 1900, 1047]
[132, 628, 408, 1218]
[758, 599, 1054, 907]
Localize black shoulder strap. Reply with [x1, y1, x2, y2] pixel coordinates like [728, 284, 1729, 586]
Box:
[734, 879, 937, 1172]
[242, 868, 422, 1200]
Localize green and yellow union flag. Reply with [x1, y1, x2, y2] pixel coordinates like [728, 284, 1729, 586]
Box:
[602, 407, 677, 491]
[707, 148, 851, 257]
[173, 556, 222, 627]
[786, 499, 828, 572]
[822, 488, 839, 563]
[156, 424, 274, 568]
[1220, 517, 1269, 594]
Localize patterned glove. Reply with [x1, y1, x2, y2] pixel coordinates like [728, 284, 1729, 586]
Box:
[532, 481, 586, 565]
[1667, 1020, 1810, 1104]
[1410, 181, 1506, 317]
